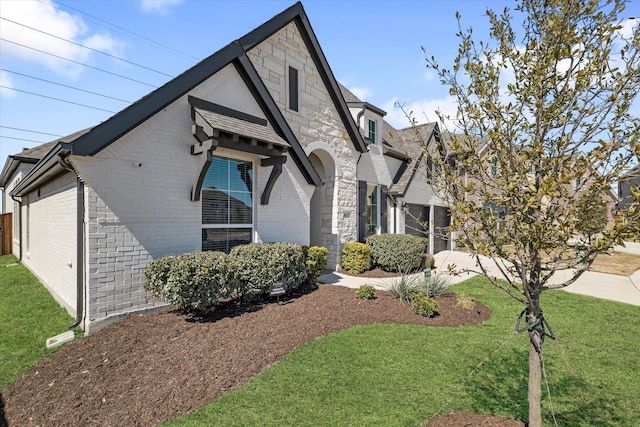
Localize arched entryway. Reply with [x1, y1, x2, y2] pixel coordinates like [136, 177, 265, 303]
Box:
[308, 150, 337, 269]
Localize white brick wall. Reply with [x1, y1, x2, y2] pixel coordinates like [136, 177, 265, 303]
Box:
[21, 172, 77, 314]
[71, 65, 315, 329]
[256, 159, 314, 245]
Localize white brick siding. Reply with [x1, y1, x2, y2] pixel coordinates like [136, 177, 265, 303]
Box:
[70, 65, 315, 330]
[21, 173, 77, 314]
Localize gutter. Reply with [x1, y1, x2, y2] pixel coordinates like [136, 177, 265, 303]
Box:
[57, 154, 85, 330]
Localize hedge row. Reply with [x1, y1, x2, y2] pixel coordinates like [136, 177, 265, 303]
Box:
[341, 234, 429, 274]
[145, 243, 327, 313]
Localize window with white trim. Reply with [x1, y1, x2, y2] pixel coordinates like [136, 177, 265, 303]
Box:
[202, 155, 253, 253]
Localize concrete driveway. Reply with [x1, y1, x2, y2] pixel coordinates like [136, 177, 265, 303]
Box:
[319, 246, 640, 307]
[433, 249, 640, 307]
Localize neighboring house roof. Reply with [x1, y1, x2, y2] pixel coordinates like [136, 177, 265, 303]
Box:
[0, 129, 92, 190]
[388, 123, 439, 196]
[8, 1, 367, 197]
[337, 82, 440, 195]
[620, 164, 640, 181]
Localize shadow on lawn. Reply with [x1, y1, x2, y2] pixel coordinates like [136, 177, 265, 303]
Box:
[183, 282, 319, 323]
[465, 347, 624, 426]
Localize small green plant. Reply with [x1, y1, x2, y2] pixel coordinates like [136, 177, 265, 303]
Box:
[341, 242, 371, 274]
[355, 284, 376, 300]
[411, 292, 439, 317]
[421, 273, 449, 298]
[383, 271, 422, 303]
[455, 292, 476, 310]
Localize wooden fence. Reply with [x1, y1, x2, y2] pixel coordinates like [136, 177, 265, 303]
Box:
[0, 213, 12, 256]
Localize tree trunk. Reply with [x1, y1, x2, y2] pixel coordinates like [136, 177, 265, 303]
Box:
[528, 325, 543, 427]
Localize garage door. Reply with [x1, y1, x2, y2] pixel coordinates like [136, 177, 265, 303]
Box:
[405, 204, 428, 238]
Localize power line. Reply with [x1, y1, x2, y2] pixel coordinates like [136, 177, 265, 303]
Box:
[0, 135, 50, 144]
[0, 38, 159, 88]
[0, 126, 63, 137]
[0, 86, 117, 113]
[1, 17, 175, 78]
[1, 69, 133, 103]
[53, 0, 200, 62]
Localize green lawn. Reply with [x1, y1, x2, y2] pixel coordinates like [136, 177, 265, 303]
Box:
[165, 276, 640, 427]
[0, 255, 75, 389]
[2, 256, 638, 426]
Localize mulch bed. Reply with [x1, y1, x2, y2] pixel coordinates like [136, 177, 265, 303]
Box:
[0, 283, 524, 427]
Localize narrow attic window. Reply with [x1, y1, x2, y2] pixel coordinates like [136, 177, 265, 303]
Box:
[368, 119, 376, 144]
[288, 66, 299, 112]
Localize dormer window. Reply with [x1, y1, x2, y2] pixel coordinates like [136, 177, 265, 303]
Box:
[368, 119, 376, 144]
[288, 66, 299, 112]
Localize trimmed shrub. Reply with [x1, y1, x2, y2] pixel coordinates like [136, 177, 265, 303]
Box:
[355, 284, 376, 300]
[366, 234, 427, 272]
[341, 242, 371, 274]
[305, 245, 329, 282]
[411, 292, 440, 317]
[144, 251, 230, 313]
[229, 242, 307, 301]
[422, 253, 436, 269]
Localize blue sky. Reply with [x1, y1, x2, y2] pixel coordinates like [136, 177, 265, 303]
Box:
[0, 0, 637, 164]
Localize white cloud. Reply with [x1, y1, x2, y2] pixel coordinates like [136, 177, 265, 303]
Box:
[383, 96, 459, 130]
[348, 86, 372, 101]
[0, 0, 121, 77]
[423, 69, 436, 82]
[139, 0, 184, 15]
[617, 17, 637, 40]
[0, 70, 16, 99]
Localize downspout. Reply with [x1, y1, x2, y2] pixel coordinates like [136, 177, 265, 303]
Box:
[58, 154, 85, 330]
[9, 194, 22, 261]
[356, 105, 366, 136]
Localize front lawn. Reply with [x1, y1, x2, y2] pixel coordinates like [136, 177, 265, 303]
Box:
[165, 276, 640, 426]
[0, 255, 75, 389]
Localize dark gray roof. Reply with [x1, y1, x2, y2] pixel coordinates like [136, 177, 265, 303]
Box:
[0, 128, 92, 188]
[337, 83, 442, 195]
[388, 123, 438, 196]
[14, 141, 58, 161]
[337, 83, 362, 104]
[10, 1, 373, 195]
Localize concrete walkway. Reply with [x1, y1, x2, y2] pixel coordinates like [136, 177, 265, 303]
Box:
[318, 246, 640, 307]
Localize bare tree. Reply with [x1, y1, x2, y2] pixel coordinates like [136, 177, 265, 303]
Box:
[414, 1, 640, 425]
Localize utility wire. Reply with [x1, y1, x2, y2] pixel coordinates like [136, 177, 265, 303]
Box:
[0, 86, 117, 113]
[1, 17, 175, 78]
[0, 38, 158, 88]
[0, 126, 63, 137]
[0, 135, 50, 144]
[1, 69, 133, 103]
[52, 0, 199, 62]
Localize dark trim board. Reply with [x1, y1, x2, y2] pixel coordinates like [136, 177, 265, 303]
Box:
[188, 96, 268, 126]
[70, 42, 245, 156]
[12, 1, 373, 198]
